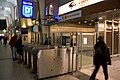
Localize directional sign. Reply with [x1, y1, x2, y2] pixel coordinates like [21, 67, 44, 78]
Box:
[22, 0, 34, 18]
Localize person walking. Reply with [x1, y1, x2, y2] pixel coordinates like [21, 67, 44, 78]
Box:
[89, 36, 111, 80]
[3, 36, 8, 45]
[9, 35, 18, 61]
[16, 36, 23, 63]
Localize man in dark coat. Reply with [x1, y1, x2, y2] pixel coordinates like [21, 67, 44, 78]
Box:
[90, 36, 111, 80]
[16, 36, 23, 63]
[9, 35, 18, 61]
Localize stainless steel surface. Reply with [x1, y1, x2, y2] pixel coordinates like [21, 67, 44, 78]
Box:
[37, 47, 76, 79]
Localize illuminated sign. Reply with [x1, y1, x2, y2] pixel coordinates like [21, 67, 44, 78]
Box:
[2, 29, 6, 33]
[49, 4, 53, 15]
[22, 1, 34, 18]
[33, 25, 38, 32]
[46, 7, 49, 15]
[59, 0, 104, 15]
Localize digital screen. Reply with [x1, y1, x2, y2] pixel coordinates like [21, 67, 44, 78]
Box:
[21, 28, 28, 34]
[21, 0, 34, 18]
[0, 20, 7, 30]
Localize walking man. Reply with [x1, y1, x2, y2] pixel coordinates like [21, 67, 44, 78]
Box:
[90, 36, 111, 80]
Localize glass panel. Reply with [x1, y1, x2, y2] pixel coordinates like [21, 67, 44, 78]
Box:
[114, 31, 118, 54]
[77, 33, 82, 70]
[106, 32, 112, 55]
[52, 33, 55, 46]
[82, 34, 94, 68]
[99, 31, 104, 37]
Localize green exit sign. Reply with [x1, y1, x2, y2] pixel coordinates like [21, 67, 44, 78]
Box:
[2, 29, 6, 33]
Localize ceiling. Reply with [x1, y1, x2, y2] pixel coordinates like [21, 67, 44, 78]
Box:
[61, 9, 120, 27]
[59, 0, 120, 27]
[0, 0, 17, 27]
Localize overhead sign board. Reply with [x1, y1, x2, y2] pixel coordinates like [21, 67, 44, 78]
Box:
[59, 0, 104, 15]
[60, 10, 82, 21]
[21, 1, 34, 18]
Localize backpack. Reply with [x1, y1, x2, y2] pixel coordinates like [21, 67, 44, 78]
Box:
[95, 47, 104, 56]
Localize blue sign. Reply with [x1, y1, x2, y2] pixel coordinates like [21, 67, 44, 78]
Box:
[22, 1, 34, 18]
[54, 16, 63, 22]
[46, 7, 48, 15]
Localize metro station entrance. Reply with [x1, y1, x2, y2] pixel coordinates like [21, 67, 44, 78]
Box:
[77, 33, 96, 70]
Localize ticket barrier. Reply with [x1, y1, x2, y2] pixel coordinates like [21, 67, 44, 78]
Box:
[26, 46, 34, 68]
[26, 44, 39, 68]
[23, 44, 31, 64]
[37, 47, 76, 79]
[30, 46, 48, 73]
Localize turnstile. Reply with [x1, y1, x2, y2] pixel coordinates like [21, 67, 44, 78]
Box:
[23, 44, 31, 64]
[37, 47, 76, 79]
[25, 44, 39, 68]
[30, 46, 47, 73]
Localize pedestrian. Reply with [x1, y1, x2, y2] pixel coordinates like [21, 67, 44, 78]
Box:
[43, 37, 51, 45]
[16, 35, 23, 63]
[9, 35, 18, 61]
[89, 36, 111, 80]
[3, 36, 7, 45]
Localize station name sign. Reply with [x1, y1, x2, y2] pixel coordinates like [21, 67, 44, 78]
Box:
[21, 0, 34, 18]
[59, 0, 104, 15]
[60, 10, 82, 21]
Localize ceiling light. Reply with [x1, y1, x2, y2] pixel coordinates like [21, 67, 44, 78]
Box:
[78, 33, 80, 35]
[3, 14, 8, 17]
[84, 21, 87, 23]
[16, 30, 19, 33]
[89, 23, 92, 25]
[114, 9, 117, 11]
[22, 24, 26, 28]
[91, 20, 94, 22]
[99, 17, 103, 20]
[78, 22, 81, 24]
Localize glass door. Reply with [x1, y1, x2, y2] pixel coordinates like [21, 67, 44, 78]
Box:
[81, 33, 95, 68]
[106, 21, 119, 55]
[77, 33, 82, 70]
[77, 33, 95, 70]
[114, 31, 118, 54]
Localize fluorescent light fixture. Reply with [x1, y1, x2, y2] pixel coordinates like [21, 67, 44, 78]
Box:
[3, 14, 8, 17]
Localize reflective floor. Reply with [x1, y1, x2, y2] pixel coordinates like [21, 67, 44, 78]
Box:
[0, 42, 82, 80]
[0, 42, 36, 80]
[0, 41, 119, 80]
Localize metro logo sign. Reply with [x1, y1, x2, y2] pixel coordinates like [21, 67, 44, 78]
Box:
[22, 1, 34, 18]
[59, 0, 104, 15]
